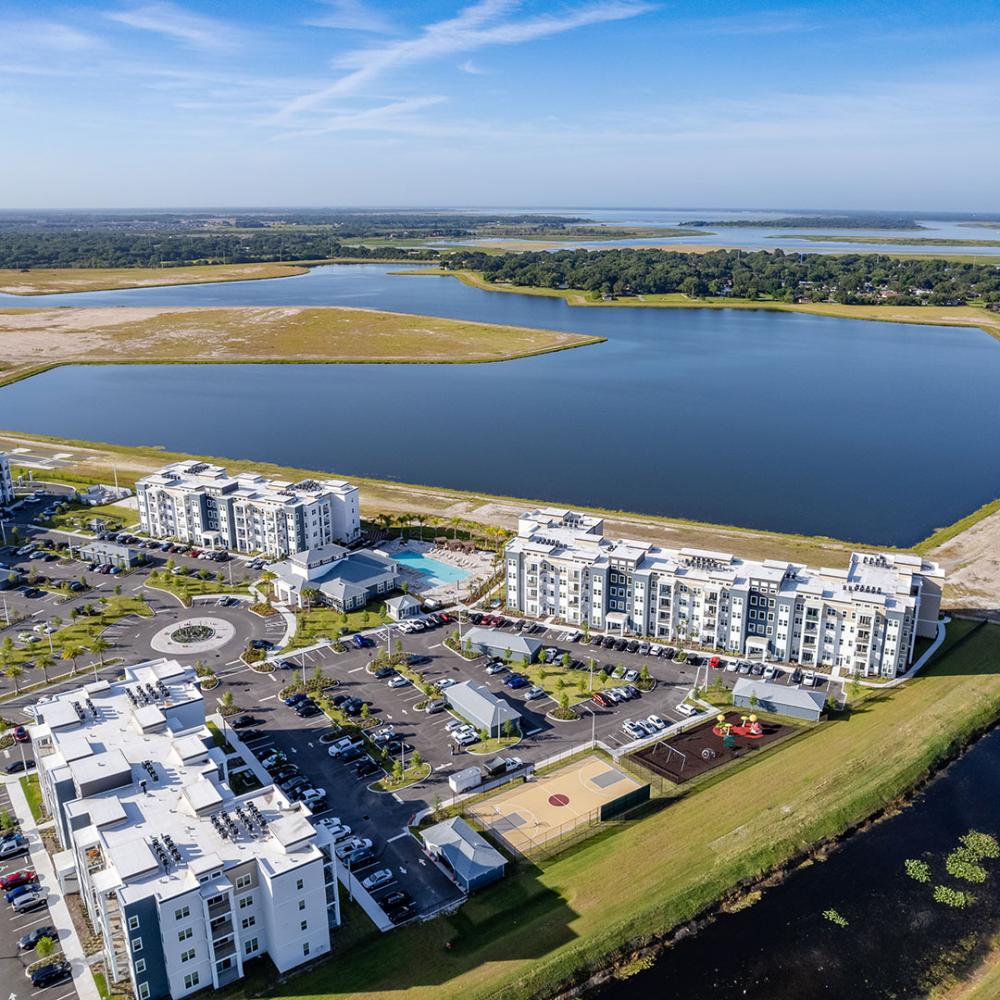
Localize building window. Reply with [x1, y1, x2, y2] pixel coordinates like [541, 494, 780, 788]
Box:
[300, 920, 308, 931]
[128, 916, 140, 931]
[183, 972, 200, 990]
[241, 916, 255, 930]
[135, 960, 146, 974]
[238, 894, 253, 909]
[303, 942, 310, 957]
[174, 905, 190, 921]
[296, 879, 304, 891]
[178, 927, 193, 942]
[298, 899, 306, 911]
[132, 938, 143, 953]
[244, 937, 258, 956]
[181, 949, 196, 963]
[138, 984, 150, 1000]
[234, 874, 252, 890]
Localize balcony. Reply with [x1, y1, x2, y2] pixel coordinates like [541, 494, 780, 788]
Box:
[211, 918, 234, 941]
[213, 938, 237, 961]
[208, 898, 232, 920]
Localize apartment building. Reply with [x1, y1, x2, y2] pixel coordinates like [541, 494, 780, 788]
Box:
[136, 461, 361, 558]
[269, 543, 399, 611]
[29, 659, 340, 1000]
[0, 450, 14, 506]
[505, 508, 944, 678]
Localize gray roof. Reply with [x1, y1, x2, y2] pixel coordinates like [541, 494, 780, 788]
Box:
[732, 678, 826, 711]
[422, 817, 505, 884]
[445, 680, 520, 730]
[464, 627, 542, 658]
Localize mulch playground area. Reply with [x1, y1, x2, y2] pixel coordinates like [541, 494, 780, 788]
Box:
[631, 711, 795, 783]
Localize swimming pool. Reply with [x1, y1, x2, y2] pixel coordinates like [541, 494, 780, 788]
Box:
[394, 550, 471, 587]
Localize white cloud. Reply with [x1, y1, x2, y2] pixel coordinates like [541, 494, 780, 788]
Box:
[459, 59, 487, 74]
[277, 0, 655, 120]
[0, 20, 98, 52]
[274, 96, 449, 140]
[306, 1, 396, 34]
[105, 2, 242, 52]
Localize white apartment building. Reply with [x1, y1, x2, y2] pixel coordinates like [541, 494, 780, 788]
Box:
[136, 461, 361, 558]
[0, 450, 14, 506]
[505, 508, 944, 678]
[30, 659, 341, 1000]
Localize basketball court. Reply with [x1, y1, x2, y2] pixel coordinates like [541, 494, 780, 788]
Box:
[466, 754, 650, 856]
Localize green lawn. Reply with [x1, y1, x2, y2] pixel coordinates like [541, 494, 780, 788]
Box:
[370, 762, 432, 792]
[236, 619, 1000, 1000]
[284, 602, 390, 652]
[486, 655, 647, 704]
[0, 595, 150, 677]
[19, 773, 45, 821]
[144, 570, 250, 607]
[45, 501, 139, 535]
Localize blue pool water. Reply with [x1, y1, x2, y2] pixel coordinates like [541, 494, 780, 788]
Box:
[394, 550, 471, 586]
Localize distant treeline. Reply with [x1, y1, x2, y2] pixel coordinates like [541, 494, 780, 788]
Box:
[0, 233, 444, 269]
[443, 248, 1000, 305]
[681, 216, 924, 230]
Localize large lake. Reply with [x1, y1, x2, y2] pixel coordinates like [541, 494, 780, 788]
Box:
[2, 264, 1000, 546]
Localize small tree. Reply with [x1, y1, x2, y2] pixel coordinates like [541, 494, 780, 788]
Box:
[360, 703, 370, 720]
[502, 720, 515, 739]
[559, 691, 570, 711]
[748, 692, 759, 708]
[4, 664, 23, 694]
[90, 637, 110, 667]
[62, 644, 81, 676]
[34, 936, 56, 960]
[311, 664, 325, 688]
[219, 690, 235, 714]
[0, 809, 14, 832]
[411, 750, 423, 769]
[114, 583, 123, 596]
[639, 664, 651, 684]
[37, 653, 53, 684]
[391, 760, 404, 784]
[561, 652, 571, 669]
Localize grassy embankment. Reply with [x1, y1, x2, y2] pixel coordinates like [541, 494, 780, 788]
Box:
[419, 268, 1000, 341]
[0, 305, 604, 389]
[45, 501, 139, 535]
[787, 235, 1000, 248]
[0, 262, 310, 295]
[19, 773, 45, 821]
[219, 619, 1000, 1000]
[1, 424, 993, 593]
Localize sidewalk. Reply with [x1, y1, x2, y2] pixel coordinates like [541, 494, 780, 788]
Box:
[5, 776, 100, 1000]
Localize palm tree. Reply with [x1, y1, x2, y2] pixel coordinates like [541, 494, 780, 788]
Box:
[36, 653, 53, 684]
[90, 637, 110, 667]
[4, 665, 23, 694]
[301, 587, 321, 610]
[62, 644, 81, 676]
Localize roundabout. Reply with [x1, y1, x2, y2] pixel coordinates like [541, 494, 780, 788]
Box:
[150, 617, 236, 656]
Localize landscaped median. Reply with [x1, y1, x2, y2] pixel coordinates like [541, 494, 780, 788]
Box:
[143, 568, 250, 606]
[245, 619, 1000, 1000]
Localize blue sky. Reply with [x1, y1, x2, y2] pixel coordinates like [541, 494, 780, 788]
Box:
[2, 0, 999, 210]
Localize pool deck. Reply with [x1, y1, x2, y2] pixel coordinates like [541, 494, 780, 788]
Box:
[380, 538, 494, 605]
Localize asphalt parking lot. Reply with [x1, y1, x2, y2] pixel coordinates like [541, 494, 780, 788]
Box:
[0, 779, 74, 1000]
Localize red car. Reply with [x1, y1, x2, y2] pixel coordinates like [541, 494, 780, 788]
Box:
[709, 656, 721, 669]
[13, 726, 30, 743]
[0, 870, 36, 892]
[592, 692, 611, 708]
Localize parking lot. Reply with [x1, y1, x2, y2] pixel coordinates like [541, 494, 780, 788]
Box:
[0, 776, 75, 999]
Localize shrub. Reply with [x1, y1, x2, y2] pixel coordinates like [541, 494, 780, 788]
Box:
[945, 848, 988, 883]
[822, 909, 849, 928]
[904, 859, 931, 883]
[933, 885, 974, 908]
[959, 830, 1000, 860]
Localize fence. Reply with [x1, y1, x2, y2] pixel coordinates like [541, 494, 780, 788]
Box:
[476, 803, 605, 862]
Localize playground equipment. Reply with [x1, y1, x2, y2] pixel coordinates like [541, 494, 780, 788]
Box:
[711, 713, 733, 738]
[732, 714, 765, 739]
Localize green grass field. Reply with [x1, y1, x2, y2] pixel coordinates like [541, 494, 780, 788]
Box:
[45, 501, 139, 535]
[220, 617, 1000, 1000]
[19, 773, 45, 821]
[283, 603, 390, 652]
[144, 570, 250, 607]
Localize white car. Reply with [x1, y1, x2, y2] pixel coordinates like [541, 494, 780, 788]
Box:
[763, 665, 779, 681]
[623, 669, 640, 682]
[725, 660, 740, 673]
[802, 671, 816, 687]
[387, 676, 410, 689]
[675, 703, 701, 718]
[326, 824, 353, 843]
[316, 816, 343, 831]
[648, 646, 662, 657]
[327, 739, 360, 758]
[361, 868, 393, 891]
[299, 788, 327, 807]
[444, 718, 467, 733]
[335, 837, 372, 861]
[453, 730, 479, 747]
[437, 678, 457, 689]
[646, 713, 667, 730]
[622, 719, 646, 740]
[525, 685, 546, 700]
[11, 891, 44, 913]
[371, 726, 395, 743]
[485, 662, 506, 675]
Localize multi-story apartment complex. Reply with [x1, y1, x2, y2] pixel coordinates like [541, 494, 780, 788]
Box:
[0, 450, 14, 506]
[136, 461, 361, 558]
[505, 508, 944, 678]
[30, 659, 339, 1000]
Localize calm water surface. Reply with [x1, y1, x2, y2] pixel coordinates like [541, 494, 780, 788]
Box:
[2, 264, 1000, 545]
[597, 727, 1000, 1000]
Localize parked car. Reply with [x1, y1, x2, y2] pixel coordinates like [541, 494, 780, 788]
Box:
[230, 714, 258, 729]
[355, 760, 381, 778]
[240, 729, 265, 741]
[646, 713, 667, 730]
[791, 667, 804, 684]
[11, 889, 44, 913]
[675, 703, 700, 718]
[525, 685, 546, 700]
[623, 669, 640, 682]
[0, 870, 36, 892]
[0, 834, 28, 859]
[738, 661, 752, 675]
[374, 666, 396, 679]
[4, 758, 35, 775]
[802, 671, 816, 687]
[592, 692, 611, 708]
[361, 868, 393, 891]
[485, 662, 506, 675]
[297, 703, 322, 718]
[6, 882, 39, 904]
[453, 730, 479, 747]
[335, 836, 373, 860]
[339, 746, 365, 763]
[424, 699, 446, 714]
[284, 693, 309, 707]
[445, 718, 468, 732]
[622, 719, 646, 740]
[380, 889, 413, 912]
[725, 660, 739, 673]
[29, 960, 71, 989]
[299, 788, 327, 808]
[387, 675, 410, 689]
[18, 925, 56, 950]
[325, 824, 353, 843]
[750, 663, 765, 677]
[763, 665, 779, 681]
[503, 673, 529, 689]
